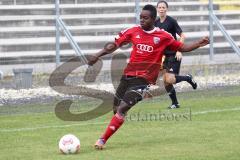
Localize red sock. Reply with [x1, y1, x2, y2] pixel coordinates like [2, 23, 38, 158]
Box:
[101, 113, 125, 143]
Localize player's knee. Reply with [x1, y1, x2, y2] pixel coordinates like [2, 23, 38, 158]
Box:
[113, 97, 121, 107]
[113, 96, 121, 114]
[164, 84, 174, 93]
[164, 73, 176, 84]
[117, 104, 131, 116]
[122, 90, 143, 106]
[113, 105, 118, 114]
[117, 101, 132, 117]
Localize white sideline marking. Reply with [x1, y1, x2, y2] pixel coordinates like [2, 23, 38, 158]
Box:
[0, 121, 109, 133]
[1, 107, 240, 133]
[192, 107, 240, 115]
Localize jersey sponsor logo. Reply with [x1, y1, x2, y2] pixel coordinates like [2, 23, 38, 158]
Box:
[136, 44, 153, 53]
[153, 37, 160, 44]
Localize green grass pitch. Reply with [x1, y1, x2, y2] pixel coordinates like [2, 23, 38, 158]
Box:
[1, 85, 240, 160]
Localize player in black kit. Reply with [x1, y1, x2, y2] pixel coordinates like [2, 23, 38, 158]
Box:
[155, 0, 197, 109]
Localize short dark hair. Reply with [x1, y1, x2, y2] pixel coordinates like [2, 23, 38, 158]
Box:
[157, 0, 169, 8]
[142, 4, 157, 20]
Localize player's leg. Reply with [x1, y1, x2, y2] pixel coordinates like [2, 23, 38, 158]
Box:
[163, 73, 180, 109]
[175, 74, 197, 89]
[113, 76, 129, 114]
[164, 56, 197, 89]
[173, 57, 197, 89]
[95, 77, 148, 149]
[94, 76, 128, 149]
[163, 56, 180, 108]
[163, 56, 197, 109]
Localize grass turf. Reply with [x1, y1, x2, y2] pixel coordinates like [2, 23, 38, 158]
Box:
[0, 85, 240, 160]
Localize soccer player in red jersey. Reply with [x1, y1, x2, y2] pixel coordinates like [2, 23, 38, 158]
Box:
[88, 4, 209, 149]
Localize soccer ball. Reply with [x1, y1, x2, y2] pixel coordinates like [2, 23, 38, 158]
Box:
[58, 134, 80, 154]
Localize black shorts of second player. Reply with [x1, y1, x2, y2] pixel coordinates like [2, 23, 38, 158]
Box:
[113, 75, 149, 107]
[163, 55, 181, 75]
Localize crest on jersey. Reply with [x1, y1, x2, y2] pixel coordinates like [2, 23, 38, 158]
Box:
[153, 37, 160, 44]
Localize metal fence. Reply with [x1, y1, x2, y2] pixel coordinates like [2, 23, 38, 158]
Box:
[208, 0, 240, 60]
[55, 0, 240, 65]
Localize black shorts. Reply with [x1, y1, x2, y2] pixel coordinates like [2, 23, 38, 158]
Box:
[113, 75, 149, 106]
[163, 55, 181, 75]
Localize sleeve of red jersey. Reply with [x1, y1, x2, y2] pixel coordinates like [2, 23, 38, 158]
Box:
[115, 27, 132, 47]
[167, 38, 184, 52]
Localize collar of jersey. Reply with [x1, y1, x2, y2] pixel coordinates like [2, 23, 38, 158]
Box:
[142, 27, 157, 34]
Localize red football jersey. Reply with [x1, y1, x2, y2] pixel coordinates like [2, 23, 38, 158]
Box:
[115, 25, 183, 84]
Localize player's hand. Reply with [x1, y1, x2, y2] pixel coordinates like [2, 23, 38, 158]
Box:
[175, 51, 182, 61]
[87, 55, 99, 66]
[198, 36, 209, 47]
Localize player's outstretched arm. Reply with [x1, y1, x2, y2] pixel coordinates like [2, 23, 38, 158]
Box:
[178, 36, 209, 52]
[88, 42, 119, 66]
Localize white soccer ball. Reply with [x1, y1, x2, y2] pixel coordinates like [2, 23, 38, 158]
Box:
[58, 134, 80, 154]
